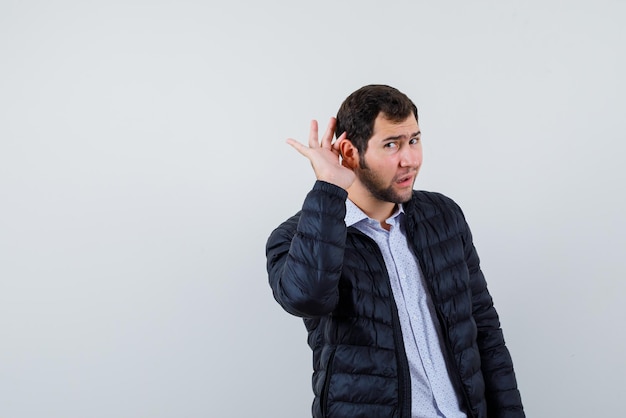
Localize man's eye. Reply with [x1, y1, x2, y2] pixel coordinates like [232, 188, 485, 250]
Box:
[384, 142, 397, 149]
[410, 137, 420, 144]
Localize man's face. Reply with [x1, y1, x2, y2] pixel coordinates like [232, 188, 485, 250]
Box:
[354, 113, 422, 204]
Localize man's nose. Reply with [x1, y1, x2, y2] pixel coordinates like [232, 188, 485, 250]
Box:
[399, 148, 419, 167]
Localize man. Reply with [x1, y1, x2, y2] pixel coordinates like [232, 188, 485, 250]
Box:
[266, 85, 524, 418]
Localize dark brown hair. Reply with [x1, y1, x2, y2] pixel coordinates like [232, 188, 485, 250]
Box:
[336, 84, 418, 154]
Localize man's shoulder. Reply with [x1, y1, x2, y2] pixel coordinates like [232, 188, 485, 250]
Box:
[406, 190, 468, 232]
[269, 211, 301, 237]
[410, 190, 460, 211]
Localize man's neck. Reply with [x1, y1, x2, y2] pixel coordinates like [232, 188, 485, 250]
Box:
[347, 188, 397, 225]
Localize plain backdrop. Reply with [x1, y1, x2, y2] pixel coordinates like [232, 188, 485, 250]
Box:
[1, 1, 625, 417]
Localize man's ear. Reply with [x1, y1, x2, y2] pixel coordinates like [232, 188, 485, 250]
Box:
[339, 140, 359, 170]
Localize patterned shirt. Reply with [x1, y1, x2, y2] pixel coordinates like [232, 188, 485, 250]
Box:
[345, 199, 466, 418]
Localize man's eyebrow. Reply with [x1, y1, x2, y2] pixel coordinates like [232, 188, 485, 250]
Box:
[381, 131, 421, 142]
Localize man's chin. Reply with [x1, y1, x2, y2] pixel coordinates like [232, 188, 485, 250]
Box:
[397, 193, 413, 204]
[385, 191, 413, 205]
[393, 185, 415, 203]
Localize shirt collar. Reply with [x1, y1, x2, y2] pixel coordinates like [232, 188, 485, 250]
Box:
[345, 198, 405, 227]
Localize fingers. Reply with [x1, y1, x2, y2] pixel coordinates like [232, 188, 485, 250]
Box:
[320, 117, 337, 148]
[308, 120, 319, 148]
[286, 138, 309, 158]
[332, 131, 347, 154]
[289, 117, 338, 155]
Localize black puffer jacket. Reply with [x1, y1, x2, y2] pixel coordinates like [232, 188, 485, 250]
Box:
[266, 181, 524, 418]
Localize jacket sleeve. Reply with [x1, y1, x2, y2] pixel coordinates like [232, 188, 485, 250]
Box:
[462, 219, 525, 417]
[265, 181, 348, 318]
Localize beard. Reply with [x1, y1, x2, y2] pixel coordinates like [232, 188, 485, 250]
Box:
[355, 163, 415, 204]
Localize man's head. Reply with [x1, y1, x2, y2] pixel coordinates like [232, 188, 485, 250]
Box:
[336, 84, 418, 157]
[336, 85, 421, 206]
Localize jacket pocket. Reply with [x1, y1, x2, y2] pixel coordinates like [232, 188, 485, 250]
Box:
[320, 348, 337, 418]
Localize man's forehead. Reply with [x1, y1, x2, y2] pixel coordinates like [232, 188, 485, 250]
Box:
[372, 113, 419, 137]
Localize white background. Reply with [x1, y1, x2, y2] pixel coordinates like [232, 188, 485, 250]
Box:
[1, 1, 624, 417]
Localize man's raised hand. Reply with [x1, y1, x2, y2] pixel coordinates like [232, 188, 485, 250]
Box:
[286, 117, 356, 190]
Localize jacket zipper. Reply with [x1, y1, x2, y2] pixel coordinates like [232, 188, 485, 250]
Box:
[351, 229, 411, 418]
[435, 307, 477, 418]
[403, 214, 477, 418]
[321, 348, 336, 418]
[386, 271, 412, 418]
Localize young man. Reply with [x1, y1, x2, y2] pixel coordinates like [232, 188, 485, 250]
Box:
[266, 85, 524, 418]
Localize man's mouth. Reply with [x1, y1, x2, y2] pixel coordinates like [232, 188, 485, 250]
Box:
[395, 173, 414, 185]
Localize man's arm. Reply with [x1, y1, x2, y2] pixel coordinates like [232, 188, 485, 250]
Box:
[266, 181, 348, 317]
[266, 118, 355, 318]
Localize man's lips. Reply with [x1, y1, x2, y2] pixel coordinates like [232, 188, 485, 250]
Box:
[395, 172, 415, 185]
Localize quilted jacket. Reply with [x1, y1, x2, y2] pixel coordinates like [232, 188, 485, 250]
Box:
[266, 181, 524, 418]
